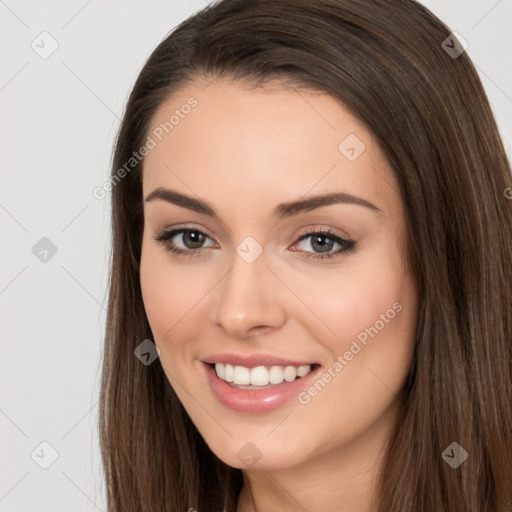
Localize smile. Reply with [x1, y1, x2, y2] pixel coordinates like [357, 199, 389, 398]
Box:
[201, 356, 321, 413]
[214, 363, 312, 388]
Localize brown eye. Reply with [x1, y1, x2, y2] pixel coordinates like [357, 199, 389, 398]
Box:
[180, 230, 207, 249]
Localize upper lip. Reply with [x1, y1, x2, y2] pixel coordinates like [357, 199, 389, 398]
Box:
[202, 353, 317, 368]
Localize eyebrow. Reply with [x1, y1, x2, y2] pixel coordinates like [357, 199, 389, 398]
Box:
[144, 187, 382, 222]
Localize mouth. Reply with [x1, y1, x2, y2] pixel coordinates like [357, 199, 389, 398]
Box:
[210, 362, 318, 389]
[201, 359, 321, 413]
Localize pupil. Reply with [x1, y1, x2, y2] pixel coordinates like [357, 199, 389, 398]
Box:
[312, 234, 334, 253]
[185, 231, 204, 249]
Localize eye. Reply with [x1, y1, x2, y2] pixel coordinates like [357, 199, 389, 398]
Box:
[153, 225, 356, 262]
[291, 228, 356, 261]
[153, 228, 215, 257]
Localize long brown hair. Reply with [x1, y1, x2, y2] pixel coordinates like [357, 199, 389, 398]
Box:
[98, 0, 512, 510]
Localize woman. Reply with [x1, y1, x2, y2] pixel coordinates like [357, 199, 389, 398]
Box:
[98, 0, 512, 510]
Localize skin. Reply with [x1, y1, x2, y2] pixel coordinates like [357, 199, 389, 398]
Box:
[139, 77, 418, 512]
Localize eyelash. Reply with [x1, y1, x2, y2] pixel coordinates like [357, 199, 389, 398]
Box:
[152, 227, 356, 261]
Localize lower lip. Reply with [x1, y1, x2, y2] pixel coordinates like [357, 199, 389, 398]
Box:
[202, 362, 320, 413]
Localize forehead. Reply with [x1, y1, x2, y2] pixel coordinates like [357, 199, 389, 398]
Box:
[142, 78, 398, 219]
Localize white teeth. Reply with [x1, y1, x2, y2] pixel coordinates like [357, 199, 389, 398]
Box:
[233, 365, 250, 385]
[215, 363, 226, 380]
[250, 366, 269, 386]
[283, 366, 297, 382]
[224, 363, 234, 382]
[297, 365, 310, 377]
[214, 363, 312, 386]
[269, 365, 283, 384]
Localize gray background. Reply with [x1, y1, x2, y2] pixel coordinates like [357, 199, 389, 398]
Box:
[1, 1, 511, 510]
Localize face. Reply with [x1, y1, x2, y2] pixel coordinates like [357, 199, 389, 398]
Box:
[139, 77, 418, 472]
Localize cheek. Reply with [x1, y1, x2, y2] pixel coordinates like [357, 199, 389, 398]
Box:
[320, 257, 416, 404]
[282, 248, 412, 350]
[287, 264, 416, 454]
[140, 250, 175, 334]
[286, 237, 417, 413]
[139, 241, 204, 345]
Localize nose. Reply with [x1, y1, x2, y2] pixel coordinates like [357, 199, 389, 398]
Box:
[211, 251, 287, 340]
